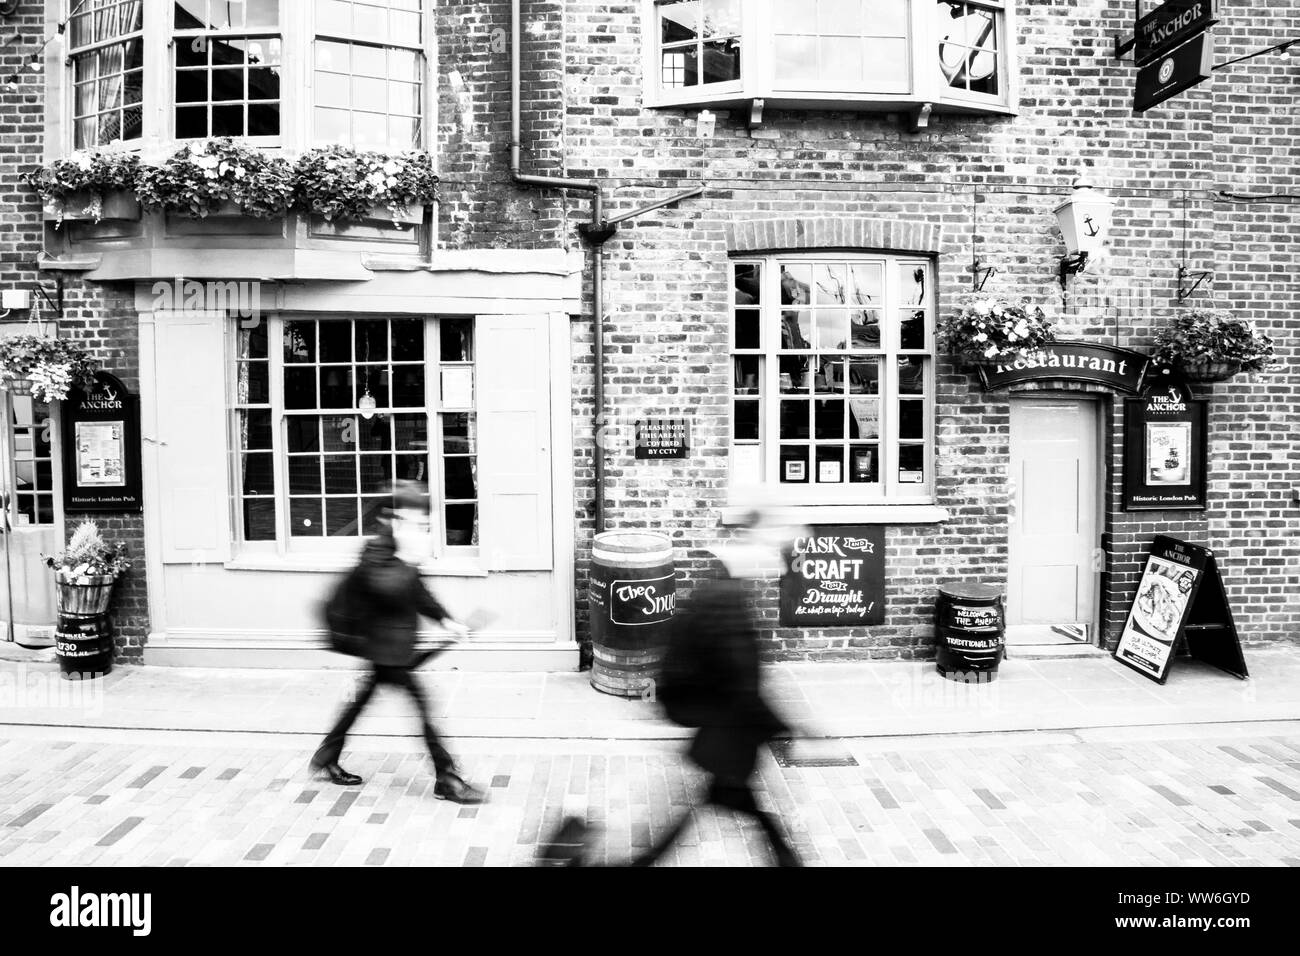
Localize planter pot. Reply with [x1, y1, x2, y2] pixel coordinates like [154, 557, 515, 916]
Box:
[203, 198, 249, 218]
[1180, 358, 1242, 382]
[54, 572, 118, 617]
[43, 189, 141, 224]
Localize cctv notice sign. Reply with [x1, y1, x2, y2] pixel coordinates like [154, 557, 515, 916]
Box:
[780, 526, 885, 627]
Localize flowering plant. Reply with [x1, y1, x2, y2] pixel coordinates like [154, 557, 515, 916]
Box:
[23, 149, 141, 225]
[44, 521, 132, 580]
[1153, 308, 1276, 376]
[135, 138, 295, 219]
[0, 334, 100, 402]
[293, 146, 438, 224]
[938, 292, 1056, 366]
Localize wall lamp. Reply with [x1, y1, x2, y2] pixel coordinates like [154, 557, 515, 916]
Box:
[1053, 178, 1115, 290]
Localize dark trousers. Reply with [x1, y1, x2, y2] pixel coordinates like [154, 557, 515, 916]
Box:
[630, 774, 800, 867]
[314, 660, 454, 775]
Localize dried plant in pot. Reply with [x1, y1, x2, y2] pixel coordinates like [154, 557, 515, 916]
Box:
[938, 292, 1057, 368]
[1153, 308, 1277, 382]
[44, 522, 132, 617]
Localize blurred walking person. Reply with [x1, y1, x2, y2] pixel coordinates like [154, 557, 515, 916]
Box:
[540, 514, 802, 867]
[312, 482, 485, 804]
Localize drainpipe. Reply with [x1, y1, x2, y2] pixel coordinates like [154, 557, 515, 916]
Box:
[509, 0, 703, 534]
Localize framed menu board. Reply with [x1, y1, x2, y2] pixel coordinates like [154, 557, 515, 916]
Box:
[1123, 381, 1208, 511]
[60, 372, 143, 513]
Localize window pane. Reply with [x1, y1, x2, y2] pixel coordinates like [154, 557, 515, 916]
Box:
[848, 359, 879, 395]
[900, 263, 928, 306]
[850, 310, 881, 349]
[779, 446, 809, 483]
[176, 69, 208, 102]
[815, 400, 844, 440]
[850, 262, 883, 304]
[319, 0, 351, 35]
[358, 414, 393, 451]
[361, 498, 389, 536]
[899, 444, 925, 484]
[392, 366, 426, 407]
[323, 456, 359, 494]
[848, 398, 879, 439]
[242, 497, 276, 540]
[444, 458, 477, 500]
[395, 453, 427, 482]
[322, 416, 356, 452]
[440, 319, 473, 362]
[240, 409, 273, 450]
[820, 36, 862, 86]
[849, 446, 878, 483]
[735, 310, 760, 350]
[734, 400, 759, 441]
[779, 401, 809, 440]
[774, 34, 817, 84]
[701, 40, 740, 84]
[661, 1, 698, 43]
[355, 368, 389, 408]
[288, 417, 321, 453]
[394, 414, 428, 451]
[246, 0, 279, 28]
[815, 311, 847, 350]
[703, 0, 740, 37]
[862, 38, 909, 89]
[899, 399, 924, 440]
[326, 498, 359, 537]
[900, 310, 926, 350]
[446, 503, 476, 546]
[898, 356, 926, 395]
[359, 457, 393, 493]
[315, 107, 351, 143]
[442, 414, 476, 455]
[211, 104, 245, 135]
[815, 446, 844, 484]
[779, 356, 811, 392]
[734, 356, 760, 394]
[734, 263, 761, 304]
[780, 312, 812, 350]
[813, 357, 842, 393]
[289, 457, 323, 495]
[284, 368, 317, 409]
[290, 498, 323, 536]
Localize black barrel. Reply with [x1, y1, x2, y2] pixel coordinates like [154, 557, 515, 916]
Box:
[55, 614, 114, 679]
[935, 583, 1005, 683]
[588, 531, 676, 697]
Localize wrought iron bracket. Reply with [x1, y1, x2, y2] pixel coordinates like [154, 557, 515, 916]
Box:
[31, 274, 64, 317]
[1177, 265, 1213, 301]
[970, 259, 998, 292]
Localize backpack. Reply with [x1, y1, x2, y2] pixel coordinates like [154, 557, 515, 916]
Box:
[321, 566, 370, 658]
[655, 602, 713, 728]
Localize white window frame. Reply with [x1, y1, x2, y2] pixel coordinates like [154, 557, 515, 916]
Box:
[66, 0, 147, 149]
[309, 0, 431, 152]
[729, 254, 937, 507]
[641, 0, 1016, 115]
[54, 1, 436, 156]
[170, 1, 284, 145]
[228, 313, 479, 563]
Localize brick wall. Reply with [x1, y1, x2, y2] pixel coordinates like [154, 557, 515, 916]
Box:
[481, 0, 1299, 660]
[2, 2, 147, 661]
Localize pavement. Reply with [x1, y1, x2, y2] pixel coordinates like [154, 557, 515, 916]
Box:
[1, 644, 1298, 866]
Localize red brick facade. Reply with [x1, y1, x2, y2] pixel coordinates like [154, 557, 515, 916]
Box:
[3, 1, 1295, 663]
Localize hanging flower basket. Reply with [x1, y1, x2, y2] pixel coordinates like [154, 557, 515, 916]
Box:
[0, 334, 100, 403]
[1154, 309, 1275, 383]
[55, 571, 118, 617]
[1179, 358, 1242, 382]
[938, 292, 1056, 370]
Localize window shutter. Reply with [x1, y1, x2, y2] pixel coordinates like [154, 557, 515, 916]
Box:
[153, 312, 231, 564]
[475, 314, 553, 571]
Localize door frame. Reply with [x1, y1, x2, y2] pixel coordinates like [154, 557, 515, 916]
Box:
[0, 391, 66, 644]
[1007, 392, 1106, 646]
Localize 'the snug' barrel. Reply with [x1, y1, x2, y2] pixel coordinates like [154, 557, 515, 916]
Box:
[589, 531, 676, 698]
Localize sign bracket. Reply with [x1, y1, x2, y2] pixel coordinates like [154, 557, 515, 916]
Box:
[1113, 0, 1144, 59]
[1176, 264, 1213, 301]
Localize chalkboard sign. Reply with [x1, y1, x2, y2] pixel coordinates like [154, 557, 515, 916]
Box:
[1123, 379, 1208, 511]
[780, 526, 885, 626]
[60, 372, 143, 514]
[1114, 535, 1247, 684]
[634, 418, 690, 459]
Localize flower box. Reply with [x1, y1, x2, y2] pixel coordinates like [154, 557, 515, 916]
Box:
[366, 203, 426, 226]
[42, 189, 141, 224]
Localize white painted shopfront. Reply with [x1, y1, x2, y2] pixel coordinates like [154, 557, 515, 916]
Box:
[137, 252, 582, 669]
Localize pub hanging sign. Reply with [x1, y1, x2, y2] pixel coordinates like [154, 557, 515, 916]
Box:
[1122, 378, 1208, 511]
[60, 372, 144, 513]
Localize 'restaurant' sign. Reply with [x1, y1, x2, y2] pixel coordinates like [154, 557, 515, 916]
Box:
[1135, 0, 1219, 65]
[1134, 30, 1215, 112]
[978, 342, 1149, 393]
[1122, 379, 1208, 511]
[780, 526, 885, 627]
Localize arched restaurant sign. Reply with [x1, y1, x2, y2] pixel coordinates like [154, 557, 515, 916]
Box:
[977, 342, 1150, 393]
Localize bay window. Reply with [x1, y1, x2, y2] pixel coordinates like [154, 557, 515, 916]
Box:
[233, 315, 477, 554]
[68, 0, 145, 148]
[57, 2, 431, 154]
[731, 256, 935, 501]
[645, 0, 1014, 113]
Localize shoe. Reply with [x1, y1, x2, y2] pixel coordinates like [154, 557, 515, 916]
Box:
[433, 772, 487, 805]
[310, 759, 363, 787]
[773, 845, 804, 868]
[536, 816, 591, 867]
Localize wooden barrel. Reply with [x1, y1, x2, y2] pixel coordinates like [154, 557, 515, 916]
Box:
[934, 582, 1004, 683]
[55, 574, 116, 617]
[589, 532, 675, 698]
[55, 614, 114, 679]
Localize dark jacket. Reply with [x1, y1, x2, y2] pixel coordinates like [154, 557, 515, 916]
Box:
[678, 576, 789, 782]
[345, 532, 451, 667]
